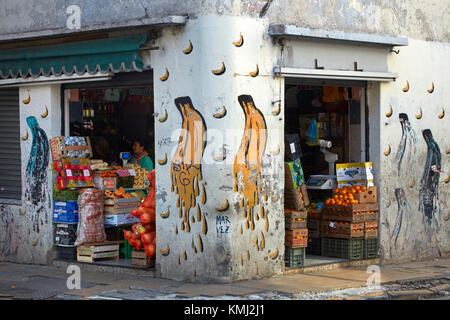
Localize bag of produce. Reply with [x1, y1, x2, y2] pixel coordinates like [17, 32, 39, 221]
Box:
[74, 188, 106, 246]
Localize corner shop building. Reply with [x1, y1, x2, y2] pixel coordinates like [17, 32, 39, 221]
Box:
[0, 2, 449, 282]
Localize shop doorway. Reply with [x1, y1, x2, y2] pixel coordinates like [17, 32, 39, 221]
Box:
[284, 77, 369, 268]
[58, 71, 156, 269]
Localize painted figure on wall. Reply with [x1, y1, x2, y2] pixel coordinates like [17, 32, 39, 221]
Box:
[392, 188, 411, 245]
[170, 96, 207, 234]
[394, 113, 417, 176]
[419, 129, 441, 231]
[24, 116, 50, 232]
[233, 95, 267, 232]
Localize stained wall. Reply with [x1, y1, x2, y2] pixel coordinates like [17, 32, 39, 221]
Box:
[151, 15, 285, 282]
[0, 85, 61, 264]
[376, 39, 449, 263]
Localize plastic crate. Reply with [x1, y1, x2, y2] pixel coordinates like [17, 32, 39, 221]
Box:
[56, 245, 77, 261]
[53, 201, 79, 223]
[285, 247, 305, 268]
[306, 237, 321, 256]
[321, 237, 364, 261]
[363, 238, 379, 259]
[120, 240, 132, 259]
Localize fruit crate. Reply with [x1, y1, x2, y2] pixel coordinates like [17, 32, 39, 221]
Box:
[322, 210, 365, 223]
[285, 209, 307, 229]
[285, 246, 305, 268]
[131, 249, 155, 268]
[77, 242, 120, 263]
[285, 228, 308, 247]
[321, 220, 364, 239]
[321, 237, 364, 261]
[323, 203, 378, 214]
[103, 197, 140, 214]
[56, 245, 77, 261]
[364, 210, 379, 221]
[306, 237, 321, 256]
[364, 221, 378, 239]
[363, 238, 379, 259]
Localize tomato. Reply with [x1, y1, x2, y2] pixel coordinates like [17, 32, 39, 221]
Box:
[144, 223, 155, 232]
[141, 232, 153, 245]
[131, 209, 139, 218]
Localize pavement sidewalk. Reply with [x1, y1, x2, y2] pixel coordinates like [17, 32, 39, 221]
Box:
[0, 257, 448, 300]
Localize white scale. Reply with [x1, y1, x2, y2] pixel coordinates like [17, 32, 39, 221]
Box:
[306, 139, 338, 190]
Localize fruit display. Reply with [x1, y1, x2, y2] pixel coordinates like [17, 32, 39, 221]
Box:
[324, 185, 368, 206]
[133, 168, 149, 188]
[123, 170, 156, 259]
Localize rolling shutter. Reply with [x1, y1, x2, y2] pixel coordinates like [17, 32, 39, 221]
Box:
[0, 88, 21, 201]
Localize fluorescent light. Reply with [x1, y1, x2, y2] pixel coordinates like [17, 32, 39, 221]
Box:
[273, 66, 398, 82]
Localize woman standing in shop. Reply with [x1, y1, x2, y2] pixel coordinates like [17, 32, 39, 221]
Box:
[132, 138, 154, 171]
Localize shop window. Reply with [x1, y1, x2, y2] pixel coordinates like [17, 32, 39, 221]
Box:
[0, 88, 22, 202]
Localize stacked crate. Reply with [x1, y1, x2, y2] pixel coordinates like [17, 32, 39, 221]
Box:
[284, 163, 309, 268]
[321, 186, 379, 260]
[53, 190, 79, 260]
[306, 209, 321, 256]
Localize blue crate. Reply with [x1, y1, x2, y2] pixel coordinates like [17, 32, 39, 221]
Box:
[53, 201, 79, 223]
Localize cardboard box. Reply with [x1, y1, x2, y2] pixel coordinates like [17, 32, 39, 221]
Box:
[284, 188, 305, 210]
[284, 160, 305, 189]
[53, 201, 78, 223]
[104, 213, 141, 226]
[299, 183, 310, 207]
[50, 136, 92, 161]
[336, 162, 374, 187]
[52, 158, 94, 190]
[354, 186, 377, 203]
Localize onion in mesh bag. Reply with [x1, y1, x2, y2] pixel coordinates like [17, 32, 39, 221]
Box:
[74, 188, 106, 245]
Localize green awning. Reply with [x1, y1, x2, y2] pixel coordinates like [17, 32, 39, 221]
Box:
[0, 34, 148, 79]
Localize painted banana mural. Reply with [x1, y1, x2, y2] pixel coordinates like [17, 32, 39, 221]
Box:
[233, 95, 267, 234]
[170, 96, 208, 261]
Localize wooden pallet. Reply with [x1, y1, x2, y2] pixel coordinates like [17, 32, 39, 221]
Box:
[77, 242, 120, 263]
[131, 249, 155, 268]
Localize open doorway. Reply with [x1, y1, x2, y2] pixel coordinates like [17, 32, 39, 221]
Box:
[284, 77, 369, 268]
[54, 71, 156, 269]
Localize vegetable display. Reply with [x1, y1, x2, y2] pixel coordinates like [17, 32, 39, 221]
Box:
[123, 170, 156, 259]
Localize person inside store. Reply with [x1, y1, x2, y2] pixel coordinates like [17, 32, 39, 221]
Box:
[92, 136, 118, 165]
[132, 138, 154, 171]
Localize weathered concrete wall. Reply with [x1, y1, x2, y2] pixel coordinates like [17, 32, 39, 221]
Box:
[0, 85, 61, 264]
[376, 39, 450, 264]
[0, 1, 448, 42]
[152, 15, 285, 282]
